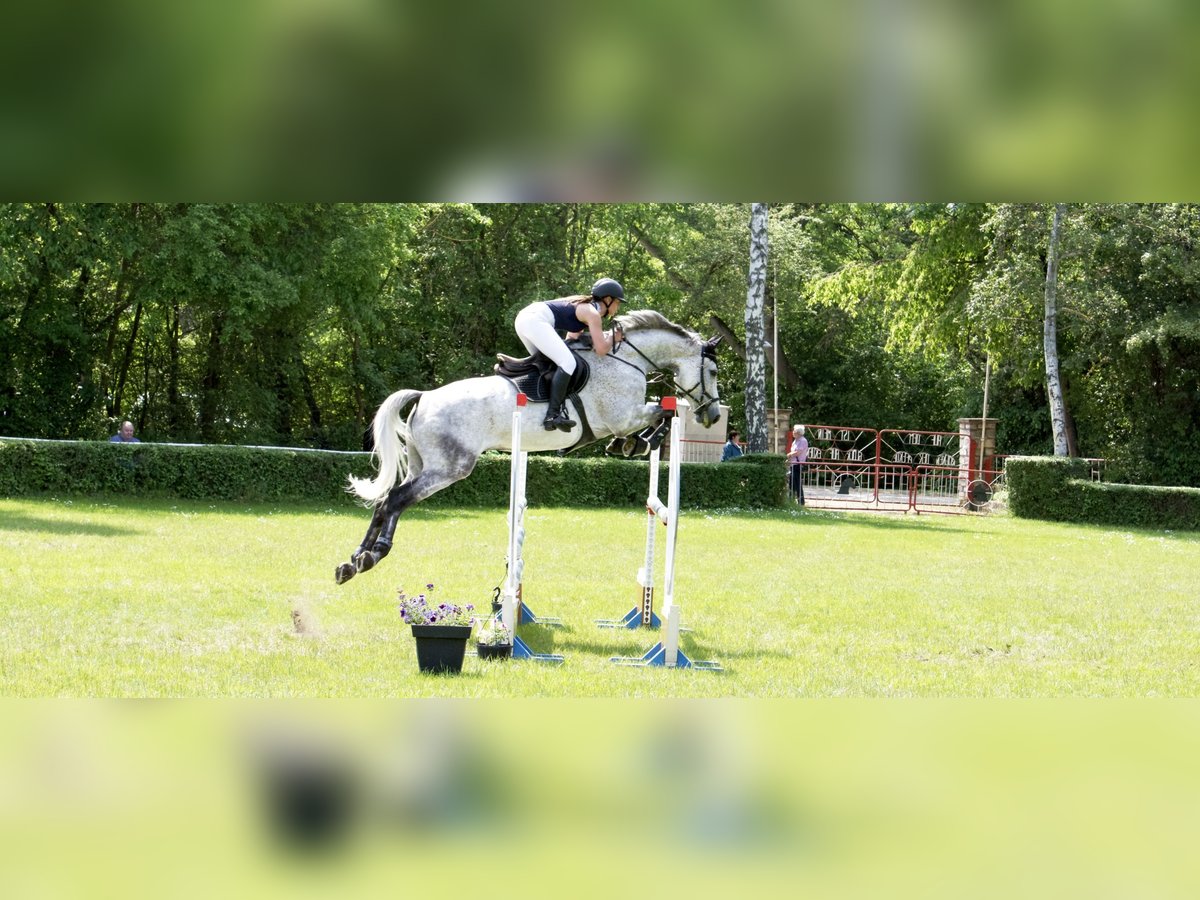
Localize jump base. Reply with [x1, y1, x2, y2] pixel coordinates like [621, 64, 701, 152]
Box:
[610, 641, 722, 671]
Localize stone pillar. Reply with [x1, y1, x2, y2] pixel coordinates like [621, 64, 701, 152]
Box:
[957, 417, 998, 495]
[767, 408, 793, 455]
[667, 403, 732, 462]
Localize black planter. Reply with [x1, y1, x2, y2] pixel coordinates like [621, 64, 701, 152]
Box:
[477, 642, 513, 661]
[410, 624, 472, 674]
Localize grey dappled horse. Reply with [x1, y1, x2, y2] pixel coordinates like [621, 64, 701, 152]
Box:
[335, 310, 722, 584]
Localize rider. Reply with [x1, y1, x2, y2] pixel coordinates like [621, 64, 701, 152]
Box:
[514, 277, 624, 431]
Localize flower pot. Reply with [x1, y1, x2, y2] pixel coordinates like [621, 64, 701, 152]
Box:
[410, 624, 472, 674]
[477, 642, 513, 661]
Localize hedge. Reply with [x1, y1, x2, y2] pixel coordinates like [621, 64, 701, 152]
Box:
[1006, 455, 1200, 531]
[0, 439, 787, 509]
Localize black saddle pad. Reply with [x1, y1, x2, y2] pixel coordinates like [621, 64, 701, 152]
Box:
[494, 350, 590, 403]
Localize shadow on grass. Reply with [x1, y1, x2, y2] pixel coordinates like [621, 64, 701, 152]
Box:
[547, 625, 776, 669]
[0, 510, 142, 537]
[719, 506, 988, 535]
[1037, 517, 1200, 543]
[4, 494, 500, 522]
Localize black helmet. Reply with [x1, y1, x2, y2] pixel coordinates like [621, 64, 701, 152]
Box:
[590, 277, 624, 301]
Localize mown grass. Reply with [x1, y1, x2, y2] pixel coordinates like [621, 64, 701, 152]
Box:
[2, 495, 1198, 697]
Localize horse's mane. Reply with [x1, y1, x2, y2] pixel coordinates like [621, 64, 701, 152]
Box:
[615, 309, 699, 341]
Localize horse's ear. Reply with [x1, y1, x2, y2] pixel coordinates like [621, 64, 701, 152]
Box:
[702, 335, 721, 360]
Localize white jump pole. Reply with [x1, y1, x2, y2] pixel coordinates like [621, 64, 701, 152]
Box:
[655, 410, 683, 665]
[638, 452, 661, 626]
[595, 398, 670, 630]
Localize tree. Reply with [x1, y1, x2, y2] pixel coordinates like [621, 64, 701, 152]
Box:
[744, 204, 768, 452]
[1043, 203, 1070, 456]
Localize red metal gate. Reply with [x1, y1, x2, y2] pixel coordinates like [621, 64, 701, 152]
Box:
[798, 424, 997, 515]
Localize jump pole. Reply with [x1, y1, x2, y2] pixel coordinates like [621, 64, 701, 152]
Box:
[499, 393, 564, 664]
[610, 399, 721, 671]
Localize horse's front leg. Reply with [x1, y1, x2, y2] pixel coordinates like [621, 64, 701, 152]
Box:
[605, 402, 671, 457]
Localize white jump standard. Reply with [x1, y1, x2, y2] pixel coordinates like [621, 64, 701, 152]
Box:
[610, 398, 721, 671]
[596, 398, 676, 630]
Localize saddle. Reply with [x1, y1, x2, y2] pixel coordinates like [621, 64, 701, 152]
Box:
[493, 348, 591, 402]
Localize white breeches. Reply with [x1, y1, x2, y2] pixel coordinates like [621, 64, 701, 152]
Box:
[514, 304, 576, 375]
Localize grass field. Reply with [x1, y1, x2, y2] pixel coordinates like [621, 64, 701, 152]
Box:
[2, 495, 1198, 697]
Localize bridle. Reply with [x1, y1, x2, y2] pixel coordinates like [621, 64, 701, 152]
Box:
[609, 329, 723, 418]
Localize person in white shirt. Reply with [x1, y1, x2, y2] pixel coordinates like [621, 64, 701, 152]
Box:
[787, 424, 808, 504]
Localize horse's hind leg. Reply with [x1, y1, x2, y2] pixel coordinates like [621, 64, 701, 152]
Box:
[347, 461, 475, 579]
[334, 502, 390, 584]
[336, 435, 428, 585]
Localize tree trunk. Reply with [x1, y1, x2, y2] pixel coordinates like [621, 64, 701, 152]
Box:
[296, 353, 323, 438]
[100, 256, 135, 416]
[166, 303, 182, 436]
[628, 216, 800, 389]
[351, 332, 365, 429]
[112, 301, 143, 419]
[1044, 203, 1070, 456]
[200, 314, 224, 442]
[744, 204, 769, 453]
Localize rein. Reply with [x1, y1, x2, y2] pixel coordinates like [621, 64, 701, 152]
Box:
[608, 330, 721, 415]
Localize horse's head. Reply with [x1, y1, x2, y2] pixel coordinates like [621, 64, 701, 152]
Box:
[689, 335, 723, 427]
[614, 311, 723, 427]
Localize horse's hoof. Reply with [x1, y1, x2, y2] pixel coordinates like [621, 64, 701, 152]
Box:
[334, 563, 356, 585]
[354, 551, 377, 573]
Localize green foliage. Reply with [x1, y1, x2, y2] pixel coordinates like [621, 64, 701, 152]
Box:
[1005, 456, 1091, 522]
[1070, 481, 1200, 531]
[1006, 455, 1200, 530]
[0, 439, 785, 509]
[726, 451, 786, 467]
[3, 202, 1199, 487]
[976, 204, 1200, 484]
[0, 439, 372, 503]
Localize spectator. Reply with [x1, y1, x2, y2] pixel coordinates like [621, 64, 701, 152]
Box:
[721, 429, 743, 462]
[109, 421, 140, 443]
[787, 424, 808, 504]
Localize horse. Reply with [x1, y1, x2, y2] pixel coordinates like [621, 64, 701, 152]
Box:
[334, 309, 722, 584]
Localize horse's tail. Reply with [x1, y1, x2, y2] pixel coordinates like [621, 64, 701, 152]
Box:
[348, 389, 422, 506]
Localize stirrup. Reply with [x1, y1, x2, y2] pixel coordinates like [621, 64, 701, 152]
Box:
[543, 411, 576, 431]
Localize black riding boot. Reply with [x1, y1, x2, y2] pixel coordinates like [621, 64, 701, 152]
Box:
[543, 369, 578, 431]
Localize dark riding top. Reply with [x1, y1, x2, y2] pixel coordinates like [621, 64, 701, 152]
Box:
[546, 299, 599, 334]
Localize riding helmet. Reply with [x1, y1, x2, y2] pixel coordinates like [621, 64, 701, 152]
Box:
[590, 277, 624, 302]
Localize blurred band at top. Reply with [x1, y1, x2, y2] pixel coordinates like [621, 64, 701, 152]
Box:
[1, 0, 1199, 200]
